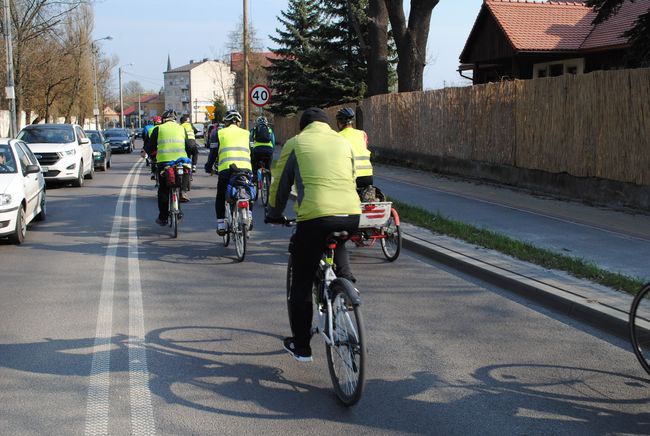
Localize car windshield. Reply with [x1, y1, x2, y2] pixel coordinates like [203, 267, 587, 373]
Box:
[17, 126, 75, 143]
[91, 143, 105, 152]
[87, 132, 103, 143]
[104, 130, 128, 138]
[0, 145, 17, 174]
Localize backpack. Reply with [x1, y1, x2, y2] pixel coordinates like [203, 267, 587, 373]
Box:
[254, 124, 271, 143]
[226, 168, 256, 203]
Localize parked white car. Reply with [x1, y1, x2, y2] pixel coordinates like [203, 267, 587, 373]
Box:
[17, 124, 94, 186]
[0, 139, 46, 244]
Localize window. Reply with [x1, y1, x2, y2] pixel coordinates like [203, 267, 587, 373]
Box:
[0, 145, 17, 173]
[13, 142, 32, 172]
[16, 141, 39, 166]
[566, 66, 577, 75]
[537, 69, 547, 78]
[549, 64, 564, 77]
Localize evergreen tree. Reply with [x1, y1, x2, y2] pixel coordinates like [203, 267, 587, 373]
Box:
[267, 0, 327, 115]
[318, 0, 369, 103]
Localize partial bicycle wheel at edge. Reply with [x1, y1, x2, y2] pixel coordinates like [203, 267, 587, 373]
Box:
[630, 282, 650, 376]
[380, 208, 401, 261]
[325, 278, 366, 406]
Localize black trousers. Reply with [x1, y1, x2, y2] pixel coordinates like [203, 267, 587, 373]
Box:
[252, 147, 274, 180]
[356, 175, 373, 189]
[157, 169, 190, 221]
[215, 171, 231, 219]
[288, 215, 360, 347]
[190, 144, 199, 167]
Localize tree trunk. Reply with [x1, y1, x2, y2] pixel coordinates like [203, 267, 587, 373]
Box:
[385, 0, 439, 92]
[367, 0, 389, 96]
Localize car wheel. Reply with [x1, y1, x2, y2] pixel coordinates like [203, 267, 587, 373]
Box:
[8, 206, 26, 244]
[86, 161, 95, 179]
[72, 161, 84, 187]
[35, 191, 46, 221]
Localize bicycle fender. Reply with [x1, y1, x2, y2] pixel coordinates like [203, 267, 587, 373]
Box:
[331, 278, 362, 306]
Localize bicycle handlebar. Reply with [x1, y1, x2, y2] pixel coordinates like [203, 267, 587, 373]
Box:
[264, 215, 296, 226]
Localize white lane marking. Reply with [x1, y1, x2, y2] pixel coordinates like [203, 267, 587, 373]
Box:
[85, 163, 141, 436]
[127, 163, 157, 435]
[375, 174, 650, 242]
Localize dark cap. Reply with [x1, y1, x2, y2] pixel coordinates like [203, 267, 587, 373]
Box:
[299, 107, 329, 131]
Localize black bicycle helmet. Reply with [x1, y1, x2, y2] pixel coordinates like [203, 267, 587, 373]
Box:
[256, 116, 268, 126]
[162, 109, 177, 121]
[179, 114, 190, 123]
[336, 107, 355, 123]
[224, 110, 242, 123]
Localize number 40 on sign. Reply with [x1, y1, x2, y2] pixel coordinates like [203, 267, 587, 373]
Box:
[250, 84, 271, 107]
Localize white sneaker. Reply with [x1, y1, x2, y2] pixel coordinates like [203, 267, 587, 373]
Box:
[217, 219, 227, 236]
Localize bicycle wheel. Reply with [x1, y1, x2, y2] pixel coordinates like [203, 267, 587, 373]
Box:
[326, 278, 366, 406]
[630, 282, 650, 376]
[286, 254, 293, 331]
[380, 208, 401, 261]
[169, 189, 179, 239]
[223, 203, 231, 247]
[233, 207, 247, 262]
[262, 171, 271, 207]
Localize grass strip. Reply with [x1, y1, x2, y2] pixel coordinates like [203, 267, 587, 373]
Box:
[391, 199, 645, 295]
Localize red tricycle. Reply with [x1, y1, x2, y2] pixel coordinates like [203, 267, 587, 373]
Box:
[351, 201, 401, 261]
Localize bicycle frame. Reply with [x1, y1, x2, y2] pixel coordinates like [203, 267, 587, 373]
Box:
[314, 244, 359, 348]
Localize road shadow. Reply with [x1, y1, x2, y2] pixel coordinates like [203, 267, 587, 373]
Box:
[1, 327, 649, 433]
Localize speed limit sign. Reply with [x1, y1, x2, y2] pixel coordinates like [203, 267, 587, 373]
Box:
[250, 84, 271, 107]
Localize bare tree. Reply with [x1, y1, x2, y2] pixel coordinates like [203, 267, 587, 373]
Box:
[384, 0, 439, 92]
[0, 0, 91, 118]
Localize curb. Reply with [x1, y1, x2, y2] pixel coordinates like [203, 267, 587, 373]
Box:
[402, 232, 630, 338]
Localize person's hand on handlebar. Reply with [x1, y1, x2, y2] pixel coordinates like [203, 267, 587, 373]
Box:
[264, 214, 287, 225]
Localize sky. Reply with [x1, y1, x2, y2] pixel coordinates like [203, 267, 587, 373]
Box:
[93, 0, 484, 95]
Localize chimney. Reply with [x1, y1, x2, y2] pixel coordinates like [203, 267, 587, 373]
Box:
[189, 59, 194, 64]
[202, 58, 208, 62]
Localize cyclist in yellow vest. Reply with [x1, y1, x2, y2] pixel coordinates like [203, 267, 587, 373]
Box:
[265, 107, 360, 362]
[336, 107, 373, 189]
[204, 109, 252, 235]
[179, 114, 199, 172]
[145, 109, 192, 225]
[249, 116, 275, 182]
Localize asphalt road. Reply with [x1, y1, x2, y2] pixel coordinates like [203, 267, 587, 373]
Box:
[0, 148, 649, 435]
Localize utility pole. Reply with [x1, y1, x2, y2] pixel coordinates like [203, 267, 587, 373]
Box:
[137, 93, 141, 129]
[119, 66, 124, 128]
[243, 0, 249, 131]
[4, 0, 17, 137]
[118, 63, 132, 128]
[91, 36, 112, 130]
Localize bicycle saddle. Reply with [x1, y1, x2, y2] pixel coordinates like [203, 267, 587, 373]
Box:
[325, 231, 350, 246]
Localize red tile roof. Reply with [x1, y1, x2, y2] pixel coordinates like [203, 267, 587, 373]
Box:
[582, 0, 649, 49]
[230, 52, 284, 72]
[483, 0, 649, 52]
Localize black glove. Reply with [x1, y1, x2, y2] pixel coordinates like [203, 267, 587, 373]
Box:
[264, 215, 286, 225]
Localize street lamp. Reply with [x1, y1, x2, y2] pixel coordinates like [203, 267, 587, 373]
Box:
[119, 63, 133, 128]
[91, 36, 112, 130]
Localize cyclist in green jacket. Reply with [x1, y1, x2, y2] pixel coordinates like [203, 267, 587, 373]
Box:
[266, 107, 360, 362]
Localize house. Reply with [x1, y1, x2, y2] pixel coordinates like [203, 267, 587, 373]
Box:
[164, 58, 235, 123]
[103, 107, 119, 129]
[230, 52, 283, 109]
[459, 0, 650, 84]
[123, 93, 165, 127]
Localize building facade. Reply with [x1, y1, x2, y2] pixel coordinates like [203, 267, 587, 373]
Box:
[164, 59, 235, 123]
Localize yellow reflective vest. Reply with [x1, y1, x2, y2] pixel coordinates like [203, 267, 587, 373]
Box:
[269, 121, 360, 222]
[181, 122, 196, 140]
[156, 121, 187, 163]
[217, 124, 252, 172]
[340, 127, 372, 178]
